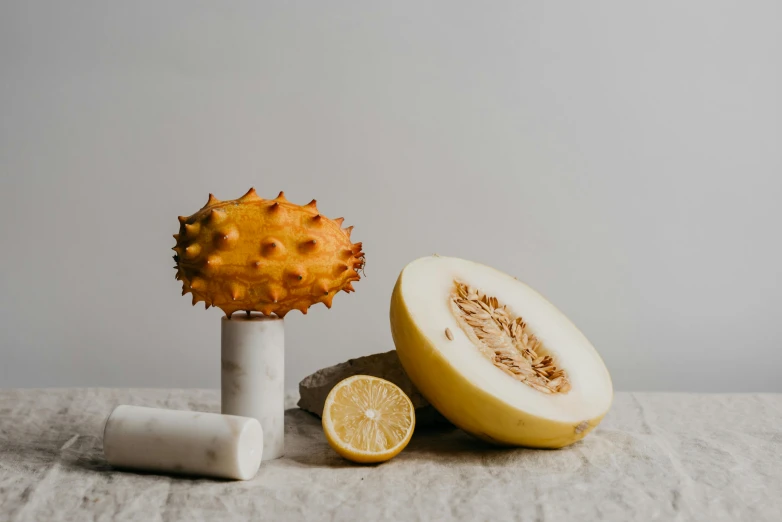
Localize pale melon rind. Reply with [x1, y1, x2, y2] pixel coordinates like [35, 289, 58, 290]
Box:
[389, 257, 612, 449]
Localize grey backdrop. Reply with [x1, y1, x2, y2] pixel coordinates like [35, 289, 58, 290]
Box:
[1, 1, 780, 392]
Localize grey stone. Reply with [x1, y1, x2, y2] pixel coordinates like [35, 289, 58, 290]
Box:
[297, 350, 451, 427]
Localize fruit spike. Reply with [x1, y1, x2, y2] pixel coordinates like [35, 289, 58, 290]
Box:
[173, 189, 365, 318]
[239, 188, 261, 202]
[208, 209, 226, 224]
[204, 194, 221, 208]
[184, 223, 200, 238]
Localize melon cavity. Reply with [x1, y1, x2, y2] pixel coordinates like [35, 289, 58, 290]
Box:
[389, 255, 613, 448]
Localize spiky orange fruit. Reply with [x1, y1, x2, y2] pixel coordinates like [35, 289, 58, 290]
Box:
[173, 189, 364, 318]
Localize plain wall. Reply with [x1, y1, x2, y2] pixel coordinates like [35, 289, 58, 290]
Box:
[1, 1, 780, 392]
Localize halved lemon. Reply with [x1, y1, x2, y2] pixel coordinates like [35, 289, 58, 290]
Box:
[322, 375, 416, 463]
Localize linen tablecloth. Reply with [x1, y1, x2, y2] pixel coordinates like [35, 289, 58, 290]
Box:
[1, 388, 780, 521]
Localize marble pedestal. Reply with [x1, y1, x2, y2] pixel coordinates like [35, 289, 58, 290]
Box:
[221, 314, 285, 461]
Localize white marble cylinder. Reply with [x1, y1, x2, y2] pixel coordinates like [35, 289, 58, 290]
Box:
[221, 314, 284, 460]
[103, 405, 263, 480]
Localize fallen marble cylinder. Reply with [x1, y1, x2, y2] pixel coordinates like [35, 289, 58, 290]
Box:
[221, 314, 285, 460]
[103, 405, 263, 480]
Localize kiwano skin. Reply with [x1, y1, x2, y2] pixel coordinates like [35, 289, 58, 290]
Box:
[173, 188, 364, 318]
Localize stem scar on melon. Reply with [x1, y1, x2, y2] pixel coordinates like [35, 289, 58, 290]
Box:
[390, 255, 612, 448]
[173, 188, 365, 318]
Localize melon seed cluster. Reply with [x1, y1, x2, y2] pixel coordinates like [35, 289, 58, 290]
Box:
[451, 282, 571, 394]
[173, 189, 364, 318]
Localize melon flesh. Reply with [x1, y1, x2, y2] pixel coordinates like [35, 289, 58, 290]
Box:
[389, 256, 613, 448]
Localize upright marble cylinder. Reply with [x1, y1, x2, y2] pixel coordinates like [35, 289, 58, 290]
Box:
[221, 314, 285, 460]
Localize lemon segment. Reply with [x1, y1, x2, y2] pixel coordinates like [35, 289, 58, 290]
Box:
[322, 375, 415, 463]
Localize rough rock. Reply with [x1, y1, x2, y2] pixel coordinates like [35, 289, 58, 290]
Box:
[297, 350, 451, 427]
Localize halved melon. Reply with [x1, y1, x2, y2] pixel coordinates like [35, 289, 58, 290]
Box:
[389, 256, 612, 448]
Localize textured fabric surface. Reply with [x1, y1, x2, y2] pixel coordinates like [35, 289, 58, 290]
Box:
[0, 389, 780, 522]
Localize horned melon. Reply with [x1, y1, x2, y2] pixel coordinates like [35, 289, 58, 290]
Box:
[173, 189, 364, 317]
